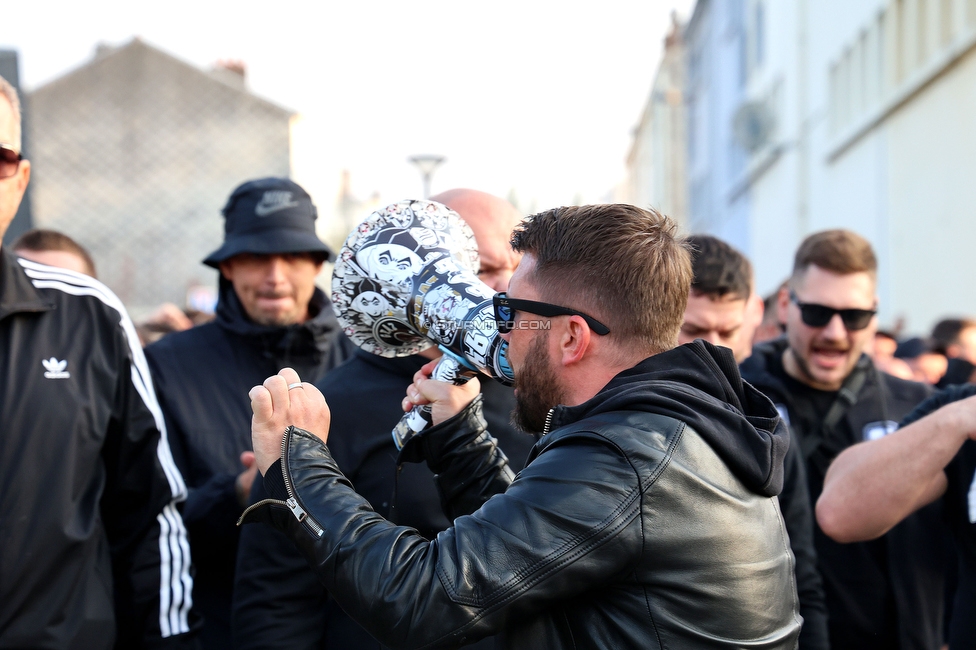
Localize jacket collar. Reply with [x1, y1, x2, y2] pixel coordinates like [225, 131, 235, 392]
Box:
[0, 248, 56, 321]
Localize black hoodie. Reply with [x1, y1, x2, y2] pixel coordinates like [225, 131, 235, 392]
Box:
[549, 340, 788, 496]
[588, 341, 828, 648]
[145, 277, 354, 649]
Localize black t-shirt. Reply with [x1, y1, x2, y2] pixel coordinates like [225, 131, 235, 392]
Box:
[777, 363, 838, 433]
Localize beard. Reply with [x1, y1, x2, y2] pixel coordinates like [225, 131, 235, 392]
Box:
[511, 332, 565, 434]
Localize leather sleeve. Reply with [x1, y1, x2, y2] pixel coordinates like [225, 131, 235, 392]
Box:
[246, 427, 643, 650]
[400, 395, 516, 519]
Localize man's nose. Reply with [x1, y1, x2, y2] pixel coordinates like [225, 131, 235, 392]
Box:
[822, 313, 848, 338]
[264, 256, 288, 282]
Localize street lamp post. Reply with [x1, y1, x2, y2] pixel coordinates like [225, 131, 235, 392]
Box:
[408, 154, 446, 199]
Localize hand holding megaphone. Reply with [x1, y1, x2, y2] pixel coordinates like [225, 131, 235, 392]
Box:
[332, 199, 513, 449]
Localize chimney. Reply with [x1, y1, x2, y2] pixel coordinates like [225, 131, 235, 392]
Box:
[210, 59, 247, 90]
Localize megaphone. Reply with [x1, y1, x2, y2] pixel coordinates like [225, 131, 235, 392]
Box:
[331, 199, 513, 448]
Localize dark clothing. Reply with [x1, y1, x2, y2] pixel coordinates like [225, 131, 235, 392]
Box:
[232, 349, 536, 650]
[0, 251, 195, 648]
[241, 341, 801, 649]
[901, 383, 976, 649]
[778, 435, 830, 650]
[741, 339, 946, 650]
[937, 357, 976, 388]
[732, 342, 829, 649]
[144, 277, 353, 649]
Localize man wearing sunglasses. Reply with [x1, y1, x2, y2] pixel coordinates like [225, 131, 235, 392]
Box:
[244, 204, 800, 648]
[740, 229, 945, 650]
[0, 75, 196, 647]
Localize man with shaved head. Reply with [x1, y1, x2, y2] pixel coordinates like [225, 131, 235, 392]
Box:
[432, 188, 522, 291]
[232, 189, 534, 650]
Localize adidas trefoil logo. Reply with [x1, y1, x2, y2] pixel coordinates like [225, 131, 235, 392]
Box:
[254, 190, 299, 217]
[42, 357, 70, 379]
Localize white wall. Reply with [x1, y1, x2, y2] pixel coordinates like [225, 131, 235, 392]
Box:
[886, 45, 976, 332]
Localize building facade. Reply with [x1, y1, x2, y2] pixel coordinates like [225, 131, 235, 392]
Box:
[714, 0, 976, 331]
[27, 39, 294, 315]
[683, 0, 753, 253]
[624, 13, 689, 230]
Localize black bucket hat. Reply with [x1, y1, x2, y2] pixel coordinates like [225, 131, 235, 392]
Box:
[203, 177, 336, 268]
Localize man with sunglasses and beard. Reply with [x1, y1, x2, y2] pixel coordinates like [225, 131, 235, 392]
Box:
[740, 229, 946, 650]
[242, 204, 800, 649]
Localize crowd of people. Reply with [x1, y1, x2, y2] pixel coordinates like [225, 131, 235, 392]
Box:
[3, 70, 976, 650]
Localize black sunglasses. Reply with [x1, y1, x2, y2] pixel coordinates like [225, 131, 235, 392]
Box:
[789, 290, 876, 331]
[0, 144, 23, 179]
[493, 292, 610, 335]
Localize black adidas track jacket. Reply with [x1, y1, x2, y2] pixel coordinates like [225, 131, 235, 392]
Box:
[0, 250, 196, 649]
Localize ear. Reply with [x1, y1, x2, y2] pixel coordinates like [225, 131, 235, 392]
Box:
[557, 315, 592, 367]
[776, 286, 790, 325]
[746, 293, 764, 330]
[16, 158, 30, 192]
[218, 260, 234, 281]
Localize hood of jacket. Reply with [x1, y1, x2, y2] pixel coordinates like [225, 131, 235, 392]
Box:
[549, 339, 788, 497]
[738, 337, 792, 401]
[214, 276, 343, 360]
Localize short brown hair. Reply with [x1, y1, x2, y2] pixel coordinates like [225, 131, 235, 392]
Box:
[510, 204, 692, 355]
[12, 228, 97, 277]
[931, 318, 976, 354]
[790, 229, 877, 286]
[687, 234, 753, 300]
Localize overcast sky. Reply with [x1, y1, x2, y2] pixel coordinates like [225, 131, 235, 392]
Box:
[4, 0, 694, 218]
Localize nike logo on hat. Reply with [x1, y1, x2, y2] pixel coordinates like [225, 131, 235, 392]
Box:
[255, 190, 300, 217]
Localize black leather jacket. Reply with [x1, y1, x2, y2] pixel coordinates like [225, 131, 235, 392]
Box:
[241, 341, 801, 649]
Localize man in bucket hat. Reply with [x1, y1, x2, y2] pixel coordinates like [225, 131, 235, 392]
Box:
[145, 177, 354, 648]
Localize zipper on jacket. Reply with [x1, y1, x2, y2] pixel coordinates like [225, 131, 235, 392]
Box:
[543, 408, 555, 436]
[280, 429, 325, 537]
[236, 429, 324, 538]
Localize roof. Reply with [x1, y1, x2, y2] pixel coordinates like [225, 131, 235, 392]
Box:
[29, 37, 294, 117]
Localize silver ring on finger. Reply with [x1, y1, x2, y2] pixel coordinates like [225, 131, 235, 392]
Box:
[287, 382, 304, 390]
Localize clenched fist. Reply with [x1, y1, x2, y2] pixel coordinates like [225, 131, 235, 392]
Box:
[250, 367, 332, 475]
